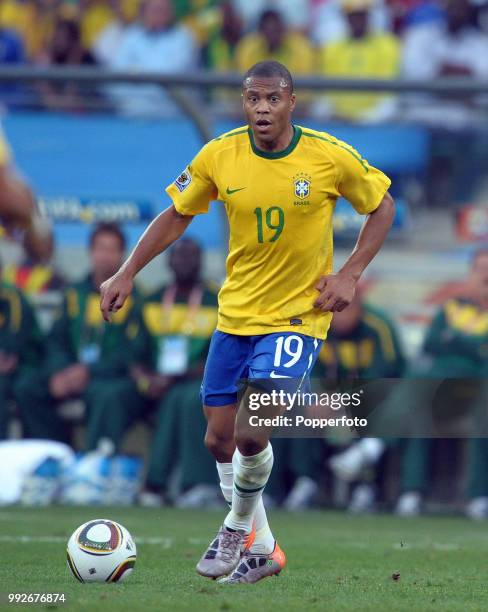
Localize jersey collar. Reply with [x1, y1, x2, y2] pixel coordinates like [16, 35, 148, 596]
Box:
[248, 125, 302, 160]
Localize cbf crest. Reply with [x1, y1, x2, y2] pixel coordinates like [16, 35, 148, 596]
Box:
[293, 173, 311, 203]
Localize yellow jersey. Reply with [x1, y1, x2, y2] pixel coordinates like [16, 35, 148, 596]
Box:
[320, 33, 400, 120]
[165, 125, 391, 340]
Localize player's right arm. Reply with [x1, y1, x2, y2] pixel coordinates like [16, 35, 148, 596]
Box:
[100, 205, 193, 321]
[101, 142, 217, 322]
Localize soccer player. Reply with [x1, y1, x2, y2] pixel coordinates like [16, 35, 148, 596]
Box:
[100, 60, 395, 583]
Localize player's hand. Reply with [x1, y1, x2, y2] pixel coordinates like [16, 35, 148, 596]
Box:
[314, 272, 357, 312]
[100, 270, 134, 322]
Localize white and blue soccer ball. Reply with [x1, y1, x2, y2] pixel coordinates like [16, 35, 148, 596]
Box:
[67, 519, 136, 583]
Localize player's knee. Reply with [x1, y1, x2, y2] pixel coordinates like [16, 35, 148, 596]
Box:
[234, 432, 266, 457]
[204, 428, 234, 460]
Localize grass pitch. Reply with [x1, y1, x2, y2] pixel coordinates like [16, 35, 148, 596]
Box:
[1, 506, 488, 611]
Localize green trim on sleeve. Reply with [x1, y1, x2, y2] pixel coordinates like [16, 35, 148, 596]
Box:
[301, 130, 369, 173]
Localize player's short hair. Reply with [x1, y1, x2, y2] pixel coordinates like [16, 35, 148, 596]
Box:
[243, 61, 294, 93]
[89, 222, 126, 251]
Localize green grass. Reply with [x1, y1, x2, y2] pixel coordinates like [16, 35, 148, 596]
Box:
[1, 507, 488, 611]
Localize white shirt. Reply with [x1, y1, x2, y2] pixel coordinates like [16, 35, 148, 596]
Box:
[92, 22, 128, 66]
[402, 23, 488, 127]
[113, 24, 197, 72]
[403, 23, 488, 80]
[109, 24, 198, 116]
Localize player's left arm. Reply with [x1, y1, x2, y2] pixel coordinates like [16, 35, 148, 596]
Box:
[315, 191, 395, 312]
[315, 139, 395, 313]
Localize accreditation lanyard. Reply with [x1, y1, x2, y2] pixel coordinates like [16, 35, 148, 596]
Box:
[78, 292, 105, 365]
[156, 284, 204, 375]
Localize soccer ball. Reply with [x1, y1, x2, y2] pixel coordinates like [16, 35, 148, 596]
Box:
[67, 519, 137, 583]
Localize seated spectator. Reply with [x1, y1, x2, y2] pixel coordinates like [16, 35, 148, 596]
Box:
[109, 0, 199, 116]
[14, 222, 149, 449]
[38, 17, 98, 112]
[0, 258, 44, 439]
[402, 0, 488, 125]
[311, 0, 390, 45]
[403, 0, 488, 80]
[204, 1, 243, 71]
[231, 0, 312, 31]
[391, 0, 445, 34]
[425, 249, 488, 519]
[402, 0, 488, 206]
[202, 1, 243, 112]
[136, 238, 220, 507]
[81, 0, 116, 50]
[92, 0, 136, 65]
[2, 225, 64, 301]
[369, 249, 488, 516]
[0, 0, 61, 61]
[39, 17, 97, 66]
[317, 0, 401, 122]
[235, 9, 315, 78]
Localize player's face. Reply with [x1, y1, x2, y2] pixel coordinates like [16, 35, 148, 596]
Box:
[242, 77, 296, 146]
[90, 233, 124, 283]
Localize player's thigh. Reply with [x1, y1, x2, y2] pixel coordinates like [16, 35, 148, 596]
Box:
[235, 332, 323, 452]
[201, 330, 249, 454]
[200, 330, 250, 409]
[242, 332, 322, 422]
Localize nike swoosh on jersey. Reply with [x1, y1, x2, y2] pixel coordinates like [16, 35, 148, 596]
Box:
[269, 371, 293, 378]
[226, 187, 246, 195]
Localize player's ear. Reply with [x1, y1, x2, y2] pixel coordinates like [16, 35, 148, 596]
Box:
[289, 93, 296, 113]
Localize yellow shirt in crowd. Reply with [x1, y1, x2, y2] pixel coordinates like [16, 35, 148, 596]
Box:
[0, 0, 50, 58]
[235, 32, 315, 76]
[320, 32, 400, 120]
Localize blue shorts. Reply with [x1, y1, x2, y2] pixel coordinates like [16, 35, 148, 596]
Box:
[201, 330, 323, 407]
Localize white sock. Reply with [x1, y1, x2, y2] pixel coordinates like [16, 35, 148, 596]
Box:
[216, 460, 275, 554]
[216, 461, 233, 506]
[224, 443, 274, 534]
[251, 497, 275, 555]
